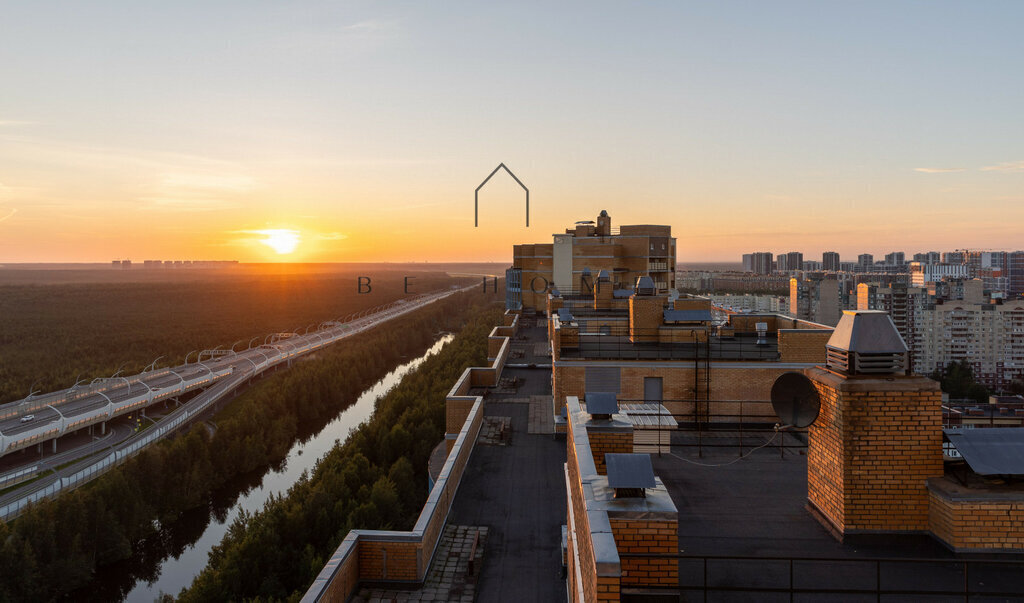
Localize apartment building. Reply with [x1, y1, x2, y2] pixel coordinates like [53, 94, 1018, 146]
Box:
[508, 210, 676, 311]
[790, 274, 842, 326]
[859, 279, 1024, 389]
[822, 251, 840, 272]
[910, 262, 971, 287]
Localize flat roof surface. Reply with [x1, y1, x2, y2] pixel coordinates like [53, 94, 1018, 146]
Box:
[651, 430, 1024, 598]
[446, 323, 567, 603]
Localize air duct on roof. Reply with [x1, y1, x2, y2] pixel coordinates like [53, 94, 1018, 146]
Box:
[825, 310, 908, 375]
[635, 275, 656, 296]
[606, 453, 657, 499]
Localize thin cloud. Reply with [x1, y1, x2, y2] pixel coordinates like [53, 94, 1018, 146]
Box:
[316, 232, 348, 241]
[0, 120, 35, 127]
[914, 167, 966, 173]
[980, 160, 1024, 172]
[0, 207, 17, 223]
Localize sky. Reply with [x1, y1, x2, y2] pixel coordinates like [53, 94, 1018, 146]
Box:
[1, 1, 1022, 263]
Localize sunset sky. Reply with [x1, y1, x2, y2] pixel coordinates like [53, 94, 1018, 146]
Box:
[1, 1, 1023, 263]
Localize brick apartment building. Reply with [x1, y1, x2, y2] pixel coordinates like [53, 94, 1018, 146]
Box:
[507, 211, 676, 312]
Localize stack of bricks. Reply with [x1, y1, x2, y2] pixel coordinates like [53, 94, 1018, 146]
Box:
[610, 519, 678, 587]
[806, 367, 943, 535]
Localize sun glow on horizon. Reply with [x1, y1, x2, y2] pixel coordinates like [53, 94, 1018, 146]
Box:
[254, 229, 300, 255]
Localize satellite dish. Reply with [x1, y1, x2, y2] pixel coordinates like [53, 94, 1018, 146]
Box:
[770, 372, 821, 428]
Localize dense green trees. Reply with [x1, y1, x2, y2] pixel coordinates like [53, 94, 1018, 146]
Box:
[0, 290, 498, 602]
[930, 360, 991, 403]
[176, 305, 501, 602]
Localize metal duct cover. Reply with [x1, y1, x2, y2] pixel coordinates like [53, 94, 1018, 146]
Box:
[586, 392, 618, 415]
[635, 275, 656, 295]
[606, 453, 657, 489]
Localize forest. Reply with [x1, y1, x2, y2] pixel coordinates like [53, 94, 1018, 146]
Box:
[0, 269, 466, 404]
[0, 288, 500, 602]
[175, 304, 502, 602]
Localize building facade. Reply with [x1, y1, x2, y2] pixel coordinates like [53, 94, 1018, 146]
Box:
[509, 210, 676, 311]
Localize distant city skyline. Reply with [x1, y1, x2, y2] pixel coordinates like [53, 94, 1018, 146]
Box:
[2, 2, 1023, 263]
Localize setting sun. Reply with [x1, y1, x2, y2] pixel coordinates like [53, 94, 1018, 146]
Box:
[256, 229, 300, 255]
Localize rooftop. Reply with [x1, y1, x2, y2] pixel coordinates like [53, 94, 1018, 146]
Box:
[445, 320, 567, 602]
[648, 433, 1024, 598]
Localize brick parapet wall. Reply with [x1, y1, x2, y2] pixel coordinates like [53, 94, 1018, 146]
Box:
[304, 316, 504, 602]
[928, 483, 1024, 551]
[778, 329, 832, 363]
[566, 396, 622, 602]
[807, 368, 943, 535]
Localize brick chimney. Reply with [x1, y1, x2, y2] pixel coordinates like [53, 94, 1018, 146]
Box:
[629, 276, 665, 343]
[805, 311, 943, 538]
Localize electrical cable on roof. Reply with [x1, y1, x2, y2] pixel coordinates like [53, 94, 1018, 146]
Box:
[668, 425, 783, 467]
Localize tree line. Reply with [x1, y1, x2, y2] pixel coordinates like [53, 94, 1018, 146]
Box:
[174, 304, 502, 602]
[0, 289, 498, 602]
[0, 271, 466, 404]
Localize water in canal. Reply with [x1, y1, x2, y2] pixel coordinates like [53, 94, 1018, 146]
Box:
[81, 334, 453, 602]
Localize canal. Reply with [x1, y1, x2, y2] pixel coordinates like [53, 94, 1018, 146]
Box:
[80, 334, 453, 602]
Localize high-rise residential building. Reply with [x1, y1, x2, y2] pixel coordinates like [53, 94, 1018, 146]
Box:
[857, 282, 930, 370]
[942, 251, 966, 265]
[790, 275, 842, 326]
[858, 278, 1024, 389]
[750, 252, 774, 275]
[822, 251, 840, 272]
[915, 295, 1024, 390]
[858, 253, 874, 270]
[1009, 251, 1024, 297]
[508, 210, 676, 310]
[910, 262, 972, 287]
[913, 252, 940, 264]
[742, 253, 753, 273]
[885, 251, 906, 266]
[785, 251, 803, 272]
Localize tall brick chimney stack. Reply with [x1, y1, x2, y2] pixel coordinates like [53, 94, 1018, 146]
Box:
[629, 276, 665, 343]
[805, 310, 943, 539]
[596, 209, 611, 236]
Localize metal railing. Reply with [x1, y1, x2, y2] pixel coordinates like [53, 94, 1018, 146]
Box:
[559, 331, 780, 361]
[613, 399, 806, 458]
[618, 553, 1024, 600]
